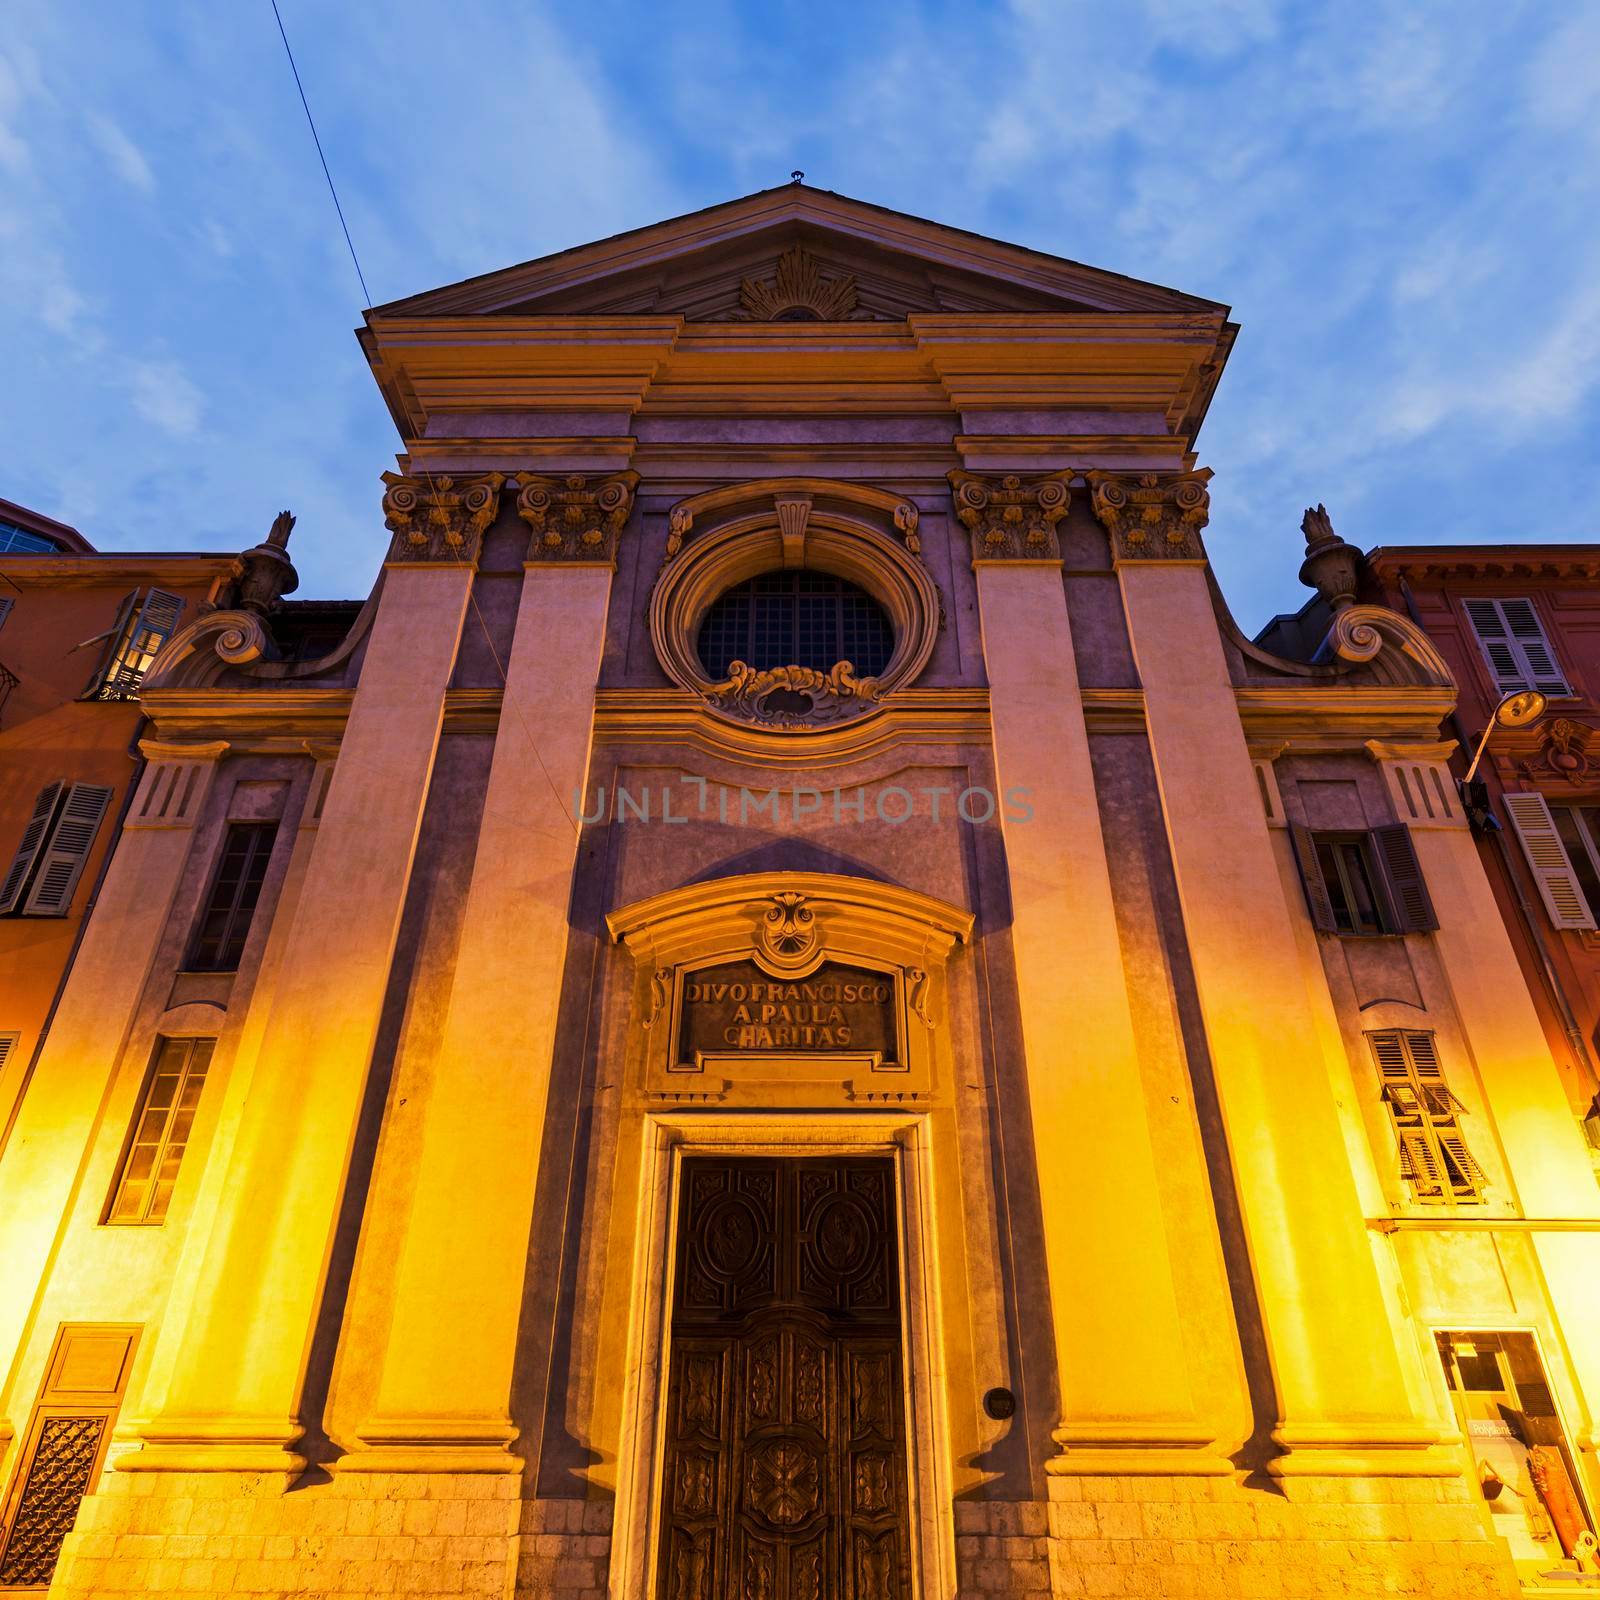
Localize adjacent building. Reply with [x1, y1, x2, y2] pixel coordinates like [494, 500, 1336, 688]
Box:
[0, 498, 240, 1142]
[2, 187, 1599, 1600]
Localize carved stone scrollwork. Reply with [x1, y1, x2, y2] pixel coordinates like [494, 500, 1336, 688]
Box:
[892, 500, 920, 555]
[515, 470, 640, 565]
[707, 660, 881, 729]
[754, 892, 821, 975]
[738, 246, 858, 322]
[948, 469, 1072, 564]
[1518, 718, 1596, 785]
[1318, 604, 1454, 688]
[1085, 468, 1213, 563]
[143, 610, 273, 690]
[381, 471, 505, 567]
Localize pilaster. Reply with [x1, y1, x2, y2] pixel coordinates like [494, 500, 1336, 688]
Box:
[123, 476, 496, 1471]
[1100, 470, 1448, 1477]
[332, 472, 633, 1473]
[951, 468, 1230, 1476]
[0, 741, 227, 1448]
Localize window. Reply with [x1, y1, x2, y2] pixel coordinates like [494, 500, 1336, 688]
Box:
[0, 1032, 17, 1077]
[1368, 1030, 1487, 1204]
[0, 521, 63, 554]
[697, 571, 895, 680]
[1435, 1332, 1593, 1578]
[0, 595, 13, 629]
[1290, 823, 1438, 935]
[185, 822, 277, 971]
[0, 781, 113, 917]
[105, 1037, 214, 1224]
[1502, 793, 1600, 932]
[84, 587, 184, 700]
[1463, 598, 1570, 696]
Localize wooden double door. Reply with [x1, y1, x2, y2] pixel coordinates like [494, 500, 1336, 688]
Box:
[657, 1157, 913, 1600]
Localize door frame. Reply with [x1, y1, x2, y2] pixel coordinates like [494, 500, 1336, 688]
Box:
[611, 1111, 954, 1600]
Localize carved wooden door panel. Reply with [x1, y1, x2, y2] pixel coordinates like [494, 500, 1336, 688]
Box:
[658, 1157, 911, 1600]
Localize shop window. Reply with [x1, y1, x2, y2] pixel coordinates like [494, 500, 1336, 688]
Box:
[1436, 1331, 1595, 1581]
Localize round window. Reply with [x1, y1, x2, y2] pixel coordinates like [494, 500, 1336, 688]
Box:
[697, 571, 895, 680]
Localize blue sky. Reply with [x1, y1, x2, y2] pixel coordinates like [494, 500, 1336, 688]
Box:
[3, 1, 1597, 628]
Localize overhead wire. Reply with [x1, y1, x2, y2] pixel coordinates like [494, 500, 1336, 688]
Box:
[265, 0, 580, 838]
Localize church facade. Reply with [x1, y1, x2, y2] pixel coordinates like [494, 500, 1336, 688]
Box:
[2, 186, 1598, 1599]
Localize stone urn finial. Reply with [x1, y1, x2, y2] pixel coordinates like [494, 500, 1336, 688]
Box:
[1297, 503, 1359, 611]
[235, 508, 301, 614]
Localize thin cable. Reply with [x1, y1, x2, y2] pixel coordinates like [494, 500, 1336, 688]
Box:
[268, 0, 372, 308]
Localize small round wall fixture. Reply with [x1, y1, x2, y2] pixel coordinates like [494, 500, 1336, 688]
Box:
[983, 1387, 1016, 1421]
[651, 479, 939, 732]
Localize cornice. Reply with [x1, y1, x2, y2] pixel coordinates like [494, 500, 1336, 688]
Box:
[138, 681, 1451, 758]
[591, 688, 992, 768]
[0, 554, 238, 590]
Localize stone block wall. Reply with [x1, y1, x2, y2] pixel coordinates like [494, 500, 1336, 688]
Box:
[1043, 1474, 1519, 1599]
[49, 1470, 522, 1600]
[514, 1496, 613, 1599]
[43, 1468, 1522, 1600]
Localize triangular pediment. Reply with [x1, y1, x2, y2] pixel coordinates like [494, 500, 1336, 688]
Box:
[374, 185, 1227, 322]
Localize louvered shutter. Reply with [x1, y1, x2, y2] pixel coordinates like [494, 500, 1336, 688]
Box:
[86, 592, 139, 699]
[1499, 599, 1568, 694]
[1288, 825, 1337, 931]
[22, 783, 112, 915]
[1369, 1030, 1486, 1203]
[0, 1033, 18, 1074]
[1503, 792, 1597, 930]
[0, 783, 63, 914]
[1463, 598, 1568, 695]
[0, 595, 13, 630]
[104, 588, 184, 697]
[1370, 823, 1438, 932]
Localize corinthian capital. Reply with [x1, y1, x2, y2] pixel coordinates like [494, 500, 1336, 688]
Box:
[381, 472, 505, 567]
[948, 470, 1073, 565]
[1085, 469, 1213, 563]
[514, 471, 640, 565]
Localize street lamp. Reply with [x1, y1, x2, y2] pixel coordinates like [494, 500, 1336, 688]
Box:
[1461, 689, 1547, 787]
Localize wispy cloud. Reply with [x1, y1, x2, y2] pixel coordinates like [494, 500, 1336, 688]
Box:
[1, 0, 1597, 610]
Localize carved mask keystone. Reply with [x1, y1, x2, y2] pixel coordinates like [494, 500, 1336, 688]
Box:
[948, 469, 1072, 564]
[381, 471, 505, 567]
[515, 470, 640, 565]
[1085, 468, 1213, 563]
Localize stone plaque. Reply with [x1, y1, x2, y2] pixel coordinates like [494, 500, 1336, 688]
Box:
[678, 959, 897, 1063]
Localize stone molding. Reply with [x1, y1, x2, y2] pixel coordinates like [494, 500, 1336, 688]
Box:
[1086, 468, 1213, 563]
[380, 471, 504, 567]
[948, 469, 1072, 565]
[514, 469, 639, 566]
[143, 610, 274, 691]
[651, 480, 938, 732]
[1316, 604, 1455, 689]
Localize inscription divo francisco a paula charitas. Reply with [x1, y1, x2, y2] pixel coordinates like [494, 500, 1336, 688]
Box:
[678, 958, 897, 1059]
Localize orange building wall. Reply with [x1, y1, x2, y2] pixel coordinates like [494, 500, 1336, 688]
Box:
[0, 558, 233, 1141]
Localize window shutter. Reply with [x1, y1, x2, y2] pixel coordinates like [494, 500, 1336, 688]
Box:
[22, 784, 112, 916]
[0, 783, 63, 914]
[1369, 823, 1438, 932]
[0, 1033, 18, 1074]
[0, 595, 13, 630]
[87, 592, 138, 699]
[1369, 1030, 1486, 1204]
[1499, 599, 1569, 694]
[104, 588, 184, 697]
[1463, 598, 1568, 695]
[1289, 825, 1337, 931]
[1503, 792, 1597, 931]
